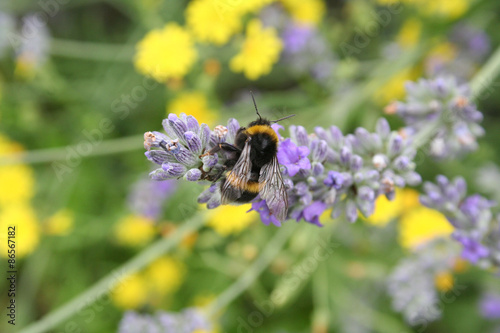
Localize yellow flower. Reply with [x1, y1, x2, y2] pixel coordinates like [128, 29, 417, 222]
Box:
[45, 209, 74, 236]
[366, 189, 419, 226]
[397, 18, 422, 48]
[434, 271, 454, 292]
[427, 42, 457, 63]
[168, 92, 218, 126]
[186, 0, 242, 45]
[399, 206, 454, 249]
[230, 19, 283, 80]
[111, 273, 148, 309]
[376, 0, 469, 19]
[135, 23, 197, 82]
[0, 135, 35, 207]
[0, 204, 40, 258]
[0, 135, 24, 155]
[145, 256, 185, 295]
[114, 215, 156, 247]
[280, 0, 326, 25]
[0, 164, 35, 206]
[420, 0, 468, 18]
[374, 67, 419, 105]
[206, 204, 256, 235]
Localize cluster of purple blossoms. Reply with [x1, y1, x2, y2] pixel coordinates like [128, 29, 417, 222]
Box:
[118, 308, 212, 333]
[386, 76, 484, 159]
[260, 4, 336, 83]
[420, 175, 500, 268]
[127, 176, 177, 220]
[480, 293, 500, 320]
[387, 238, 461, 325]
[144, 112, 420, 227]
[426, 23, 491, 80]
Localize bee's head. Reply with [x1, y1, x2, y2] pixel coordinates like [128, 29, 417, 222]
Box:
[248, 118, 272, 127]
[248, 92, 294, 127]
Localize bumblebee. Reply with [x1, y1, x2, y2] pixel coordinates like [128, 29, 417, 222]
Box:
[208, 96, 294, 222]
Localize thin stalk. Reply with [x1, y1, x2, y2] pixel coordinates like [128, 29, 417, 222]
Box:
[0, 135, 143, 166]
[50, 39, 134, 62]
[311, 264, 330, 332]
[19, 213, 206, 333]
[207, 223, 297, 316]
[471, 46, 500, 100]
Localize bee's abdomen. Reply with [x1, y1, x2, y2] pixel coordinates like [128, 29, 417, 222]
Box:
[235, 190, 258, 203]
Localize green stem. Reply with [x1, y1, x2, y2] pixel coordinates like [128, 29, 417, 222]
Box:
[311, 264, 330, 332]
[0, 135, 143, 166]
[207, 223, 297, 316]
[19, 213, 206, 333]
[471, 46, 500, 100]
[50, 38, 134, 62]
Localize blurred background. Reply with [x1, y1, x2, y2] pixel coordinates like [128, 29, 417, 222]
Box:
[1, 0, 500, 332]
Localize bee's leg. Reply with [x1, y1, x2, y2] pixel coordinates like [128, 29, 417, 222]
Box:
[203, 143, 240, 156]
[211, 164, 227, 183]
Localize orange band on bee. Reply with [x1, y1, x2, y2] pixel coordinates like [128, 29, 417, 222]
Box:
[226, 172, 261, 193]
[245, 125, 278, 143]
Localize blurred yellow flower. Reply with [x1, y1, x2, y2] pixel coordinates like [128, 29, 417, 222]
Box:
[111, 273, 148, 309]
[397, 18, 422, 48]
[114, 215, 156, 247]
[206, 204, 255, 236]
[366, 189, 419, 226]
[0, 135, 24, 155]
[428, 42, 457, 63]
[135, 23, 197, 82]
[15, 54, 37, 80]
[376, 0, 468, 19]
[112, 256, 186, 310]
[399, 206, 454, 249]
[230, 19, 283, 80]
[186, 0, 242, 45]
[421, 0, 468, 18]
[45, 209, 74, 236]
[434, 271, 454, 292]
[0, 164, 35, 206]
[0, 135, 35, 207]
[168, 92, 218, 126]
[280, 0, 326, 25]
[0, 204, 40, 258]
[145, 256, 185, 295]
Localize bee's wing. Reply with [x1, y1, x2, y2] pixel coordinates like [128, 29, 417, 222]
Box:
[259, 155, 288, 221]
[220, 140, 252, 204]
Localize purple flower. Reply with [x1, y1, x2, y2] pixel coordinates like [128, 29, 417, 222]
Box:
[128, 177, 177, 220]
[324, 171, 345, 190]
[277, 139, 311, 177]
[282, 23, 314, 53]
[302, 201, 326, 226]
[480, 293, 500, 320]
[460, 194, 495, 224]
[453, 233, 489, 263]
[251, 200, 282, 227]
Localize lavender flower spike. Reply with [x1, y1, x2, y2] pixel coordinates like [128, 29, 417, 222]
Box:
[119, 308, 212, 333]
[145, 114, 421, 226]
[387, 76, 484, 159]
[421, 175, 499, 268]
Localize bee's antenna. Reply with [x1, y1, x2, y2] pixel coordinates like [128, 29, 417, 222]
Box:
[271, 114, 295, 123]
[250, 91, 262, 120]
